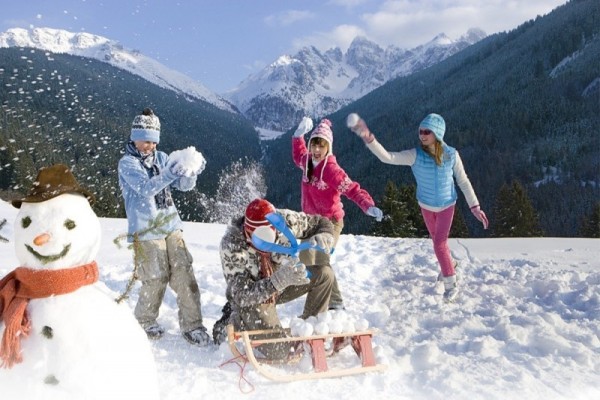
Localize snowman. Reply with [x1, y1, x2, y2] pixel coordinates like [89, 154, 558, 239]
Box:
[0, 164, 160, 400]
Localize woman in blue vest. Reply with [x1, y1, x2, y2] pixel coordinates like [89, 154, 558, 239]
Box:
[346, 112, 489, 302]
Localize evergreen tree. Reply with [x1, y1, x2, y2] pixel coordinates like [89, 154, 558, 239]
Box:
[579, 202, 600, 238]
[492, 181, 544, 237]
[397, 184, 429, 238]
[371, 181, 418, 237]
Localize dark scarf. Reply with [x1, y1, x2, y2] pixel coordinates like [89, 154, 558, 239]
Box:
[126, 142, 173, 209]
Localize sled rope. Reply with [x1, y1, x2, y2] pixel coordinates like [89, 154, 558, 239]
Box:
[219, 353, 255, 394]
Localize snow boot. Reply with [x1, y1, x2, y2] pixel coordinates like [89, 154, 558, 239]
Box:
[442, 275, 459, 303]
[212, 301, 232, 345]
[437, 262, 459, 283]
[144, 323, 165, 340]
[183, 326, 211, 347]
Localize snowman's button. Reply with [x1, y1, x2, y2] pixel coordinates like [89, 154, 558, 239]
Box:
[44, 375, 59, 385]
[42, 326, 53, 339]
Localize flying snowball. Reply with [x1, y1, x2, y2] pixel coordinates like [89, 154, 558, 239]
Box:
[346, 113, 360, 128]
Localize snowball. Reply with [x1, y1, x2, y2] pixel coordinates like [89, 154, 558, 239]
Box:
[328, 319, 343, 334]
[252, 226, 275, 243]
[306, 316, 318, 326]
[317, 311, 332, 323]
[355, 318, 369, 331]
[342, 320, 356, 334]
[168, 146, 206, 177]
[297, 323, 314, 337]
[314, 321, 329, 335]
[346, 113, 360, 128]
[290, 318, 314, 337]
[332, 310, 349, 321]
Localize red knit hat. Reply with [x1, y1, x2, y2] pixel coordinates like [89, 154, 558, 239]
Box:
[244, 199, 276, 233]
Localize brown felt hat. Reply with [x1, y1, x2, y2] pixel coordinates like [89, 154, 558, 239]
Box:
[12, 164, 95, 208]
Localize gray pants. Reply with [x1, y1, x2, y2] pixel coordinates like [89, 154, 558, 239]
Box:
[234, 264, 335, 360]
[134, 230, 203, 333]
[299, 218, 344, 308]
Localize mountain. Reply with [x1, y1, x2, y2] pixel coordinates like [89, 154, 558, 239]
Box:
[225, 29, 486, 132]
[262, 0, 600, 237]
[0, 46, 262, 221]
[0, 27, 236, 113]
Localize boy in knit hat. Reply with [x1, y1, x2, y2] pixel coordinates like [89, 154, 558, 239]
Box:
[291, 117, 383, 311]
[212, 198, 336, 358]
[118, 108, 211, 345]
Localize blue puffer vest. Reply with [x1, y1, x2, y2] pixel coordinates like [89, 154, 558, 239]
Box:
[411, 145, 457, 208]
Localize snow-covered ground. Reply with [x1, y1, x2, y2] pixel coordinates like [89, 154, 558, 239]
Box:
[0, 199, 598, 400]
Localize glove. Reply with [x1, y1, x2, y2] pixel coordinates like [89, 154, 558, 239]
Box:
[270, 262, 310, 291]
[310, 233, 334, 254]
[366, 206, 384, 222]
[346, 113, 374, 143]
[471, 206, 489, 229]
[169, 162, 192, 177]
[293, 117, 313, 137]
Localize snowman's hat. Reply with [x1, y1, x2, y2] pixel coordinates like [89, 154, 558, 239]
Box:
[12, 164, 95, 208]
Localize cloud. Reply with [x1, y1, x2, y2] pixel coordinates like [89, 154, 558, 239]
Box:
[294, 0, 566, 51]
[264, 10, 315, 27]
[292, 24, 366, 52]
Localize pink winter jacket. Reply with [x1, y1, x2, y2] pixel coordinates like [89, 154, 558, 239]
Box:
[292, 137, 375, 221]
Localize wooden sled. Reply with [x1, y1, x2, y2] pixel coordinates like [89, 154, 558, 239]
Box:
[226, 324, 387, 382]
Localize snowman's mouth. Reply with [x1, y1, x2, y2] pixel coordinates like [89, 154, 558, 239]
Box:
[25, 244, 71, 265]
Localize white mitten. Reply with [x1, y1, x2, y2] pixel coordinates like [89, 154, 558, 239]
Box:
[310, 233, 334, 254]
[366, 206, 384, 222]
[294, 117, 314, 137]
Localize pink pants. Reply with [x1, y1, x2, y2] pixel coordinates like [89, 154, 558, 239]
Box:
[421, 205, 456, 277]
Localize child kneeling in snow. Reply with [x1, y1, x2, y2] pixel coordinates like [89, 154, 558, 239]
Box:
[118, 108, 211, 346]
[214, 199, 336, 360]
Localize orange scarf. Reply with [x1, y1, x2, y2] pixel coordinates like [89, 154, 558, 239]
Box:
[0, 261, 98, 368]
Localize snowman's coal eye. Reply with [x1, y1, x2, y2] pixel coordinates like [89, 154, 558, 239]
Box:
[64, 219, 76, 230]
[21, 216, 32, 228]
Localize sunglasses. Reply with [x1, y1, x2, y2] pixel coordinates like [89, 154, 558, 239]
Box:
[419, 129, 433, 136]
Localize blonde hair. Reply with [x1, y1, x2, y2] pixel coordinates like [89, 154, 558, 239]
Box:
[421, 140, 444, 166]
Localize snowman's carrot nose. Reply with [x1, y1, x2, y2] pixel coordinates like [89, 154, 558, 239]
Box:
[33, 233, 51, 246]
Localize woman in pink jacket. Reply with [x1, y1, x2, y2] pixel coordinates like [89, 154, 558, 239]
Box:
[292, 117, 383, 310]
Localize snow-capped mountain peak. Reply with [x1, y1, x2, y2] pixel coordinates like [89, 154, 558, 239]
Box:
[225, 29, 487, 133]
[0, 27, 236, 113]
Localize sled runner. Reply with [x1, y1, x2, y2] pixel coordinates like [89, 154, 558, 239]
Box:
[226, 324, 387, 382]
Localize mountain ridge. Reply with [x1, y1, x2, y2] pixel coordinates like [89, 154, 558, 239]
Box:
[225, 28, 487, 132]
[0, 27, 237, 113]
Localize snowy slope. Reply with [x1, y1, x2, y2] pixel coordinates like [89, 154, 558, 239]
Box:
[0, 199, 598, 400]
[0, 27, 236, 113]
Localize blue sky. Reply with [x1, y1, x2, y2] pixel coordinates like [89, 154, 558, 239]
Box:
[1, 0, 566, 93]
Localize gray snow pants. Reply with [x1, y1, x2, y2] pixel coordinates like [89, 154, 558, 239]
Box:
[133, 229, 203, 333]
[299, 218, 344, 309]
[234, 264, 335, 360]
